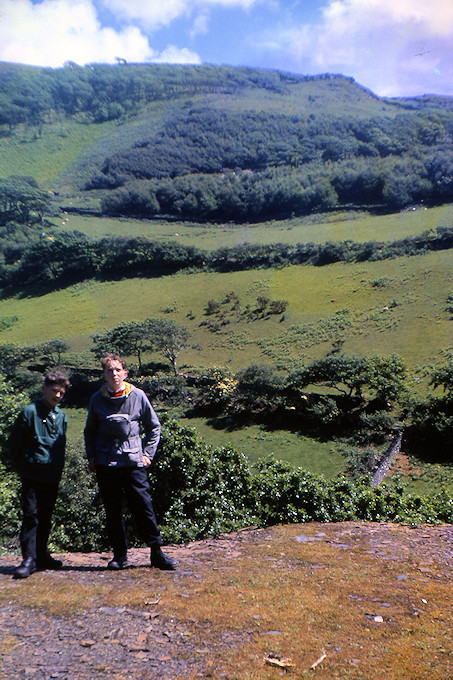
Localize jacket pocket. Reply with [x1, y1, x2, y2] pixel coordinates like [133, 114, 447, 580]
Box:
[98, 413, 132, 441]
[120, 434, 142, 454]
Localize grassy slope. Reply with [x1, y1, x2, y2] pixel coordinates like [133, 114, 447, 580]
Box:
[1, 249, 450, 377]
[0, 98, 179, 190]
[0, 118, 116, 187]
[46, 203, 453, 247]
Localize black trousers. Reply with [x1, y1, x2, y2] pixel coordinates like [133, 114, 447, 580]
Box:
[19, 478, 59, 562]
[95, 466, 162, 558]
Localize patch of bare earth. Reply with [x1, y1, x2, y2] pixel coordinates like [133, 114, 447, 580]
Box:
[389, 452, 425, 478]
[0, 522, 452, 679]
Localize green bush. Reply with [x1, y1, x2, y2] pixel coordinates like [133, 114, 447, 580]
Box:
[50, 442, 107, 552]
[0, 472, 20, 550]
[0, 376, 36, 549]
[150, 418, 257, 543]
[405, 396, 453, 461]
[1, 418, 452, 553]
[0, 375, 29, 454]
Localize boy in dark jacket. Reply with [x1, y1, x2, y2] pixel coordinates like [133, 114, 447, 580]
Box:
[9, 371, 70, 579]
[84, 354, 176, 571]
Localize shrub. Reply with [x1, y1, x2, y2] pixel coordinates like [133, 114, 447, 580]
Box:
[0, 472, 20, 550]
[50, 442, 107, 552]
[150, 419, 257, 543]
[0, 375, 29, 469]
[1, 418, 452, 553]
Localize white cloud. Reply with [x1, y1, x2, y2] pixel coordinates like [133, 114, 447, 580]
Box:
[100, 0, 260, 30]
[190, 13, 210, 40]
[99, 0, 189, 29]
[265, 0, 453, 96]
[0, 0, 202, 67]
[150, 45, 202, 65]
[0, 0, 157, 66]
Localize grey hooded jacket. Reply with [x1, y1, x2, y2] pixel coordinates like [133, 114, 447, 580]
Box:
[84, 383, 161, 467]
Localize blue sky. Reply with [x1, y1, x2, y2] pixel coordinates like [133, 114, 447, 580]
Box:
[0, 0, 452, 98]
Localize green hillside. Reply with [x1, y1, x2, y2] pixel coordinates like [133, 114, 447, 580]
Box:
[1, 62, 453, 221]
[0, 62, 452, 488]
[0, 248, 450, 383]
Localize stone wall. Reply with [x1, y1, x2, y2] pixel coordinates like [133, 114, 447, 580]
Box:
[371, 430, 403, 487]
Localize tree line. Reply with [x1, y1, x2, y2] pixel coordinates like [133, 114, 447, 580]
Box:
[1, 225, 452, 291]
[92, 105, 453, 220]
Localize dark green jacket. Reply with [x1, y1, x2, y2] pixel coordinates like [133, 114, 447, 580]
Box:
[8, 400, 67, 484]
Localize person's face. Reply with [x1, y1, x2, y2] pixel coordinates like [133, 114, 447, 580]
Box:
[42, 383, 66, 408]
[103, 360, 128, 392]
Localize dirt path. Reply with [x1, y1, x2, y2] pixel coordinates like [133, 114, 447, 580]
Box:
[1, 522, 452, 679]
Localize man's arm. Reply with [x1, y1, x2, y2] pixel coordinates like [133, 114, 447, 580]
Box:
[139, 393, 161, 463]
[6, 407, 31, 472]
[83, 397, 98, 471]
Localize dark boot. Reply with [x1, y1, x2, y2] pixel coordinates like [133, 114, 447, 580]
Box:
[150, 546, 177, 571]
[14, 557, 36, 579]
[36, 554, 63, 571]
[107, 555, 129, 570]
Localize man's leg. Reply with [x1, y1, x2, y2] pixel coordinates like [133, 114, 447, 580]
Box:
[35, 481, 60, 567]
[124, 467, 162, 546]
[15, 479, 39, 578]
[125, 467, 176, 570]
[19, 478, 39, 561]
[95, 466, 128, 562]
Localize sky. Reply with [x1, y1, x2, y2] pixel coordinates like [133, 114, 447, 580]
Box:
[0, 0, 452, 98]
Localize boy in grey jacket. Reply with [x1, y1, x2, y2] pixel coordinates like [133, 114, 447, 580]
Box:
[84, 354, 176, 571]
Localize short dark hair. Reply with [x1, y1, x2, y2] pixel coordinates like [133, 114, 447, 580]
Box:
[101, 354, 127, 370]
[44, 370, 70, 389]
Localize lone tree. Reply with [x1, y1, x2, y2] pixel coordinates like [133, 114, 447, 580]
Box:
[0, 175, 49, 225]
[150, 319, 191, 377]
[32, 340, 69, 368]
[91, 321, 153, 373]
[91, 318, 190, 376]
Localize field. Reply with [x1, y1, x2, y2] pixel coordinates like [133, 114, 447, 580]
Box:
[2, 203, 451, 488]
[1, 248, 450, 377]
[48, 203, 453, 248]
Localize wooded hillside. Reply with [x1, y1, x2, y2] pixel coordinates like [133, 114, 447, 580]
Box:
[1, 62, 452, 221]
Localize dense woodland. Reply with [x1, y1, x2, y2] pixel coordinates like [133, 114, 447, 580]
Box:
[96, 106, 453, 219]
[1, 62, 453, 220]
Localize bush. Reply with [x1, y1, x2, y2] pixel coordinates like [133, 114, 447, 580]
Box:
[0, 472, 20, 550]
[1, 418, 452, 553]
[405, 396, 453, 462]
[50, 442, 107, 552]
[150, 419, 257, 543]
